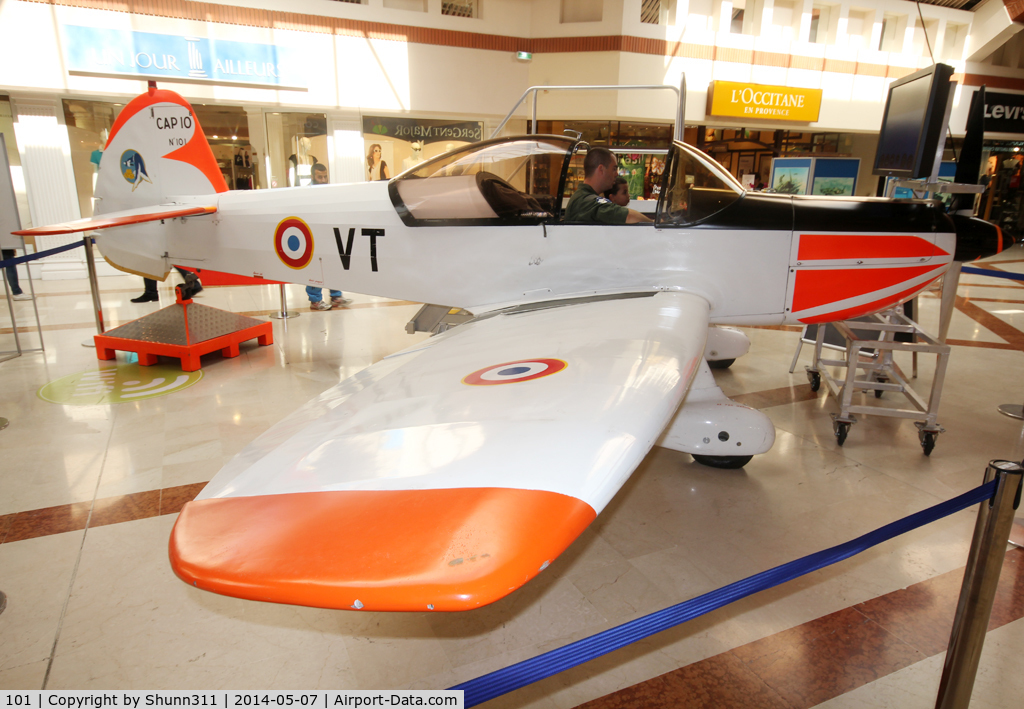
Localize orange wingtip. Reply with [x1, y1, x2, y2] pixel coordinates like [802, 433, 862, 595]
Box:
[169, 487, 597, 612]
[13, 205, 216, 236]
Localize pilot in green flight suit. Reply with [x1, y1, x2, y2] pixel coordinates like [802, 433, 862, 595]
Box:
[564, 146, 652, 224]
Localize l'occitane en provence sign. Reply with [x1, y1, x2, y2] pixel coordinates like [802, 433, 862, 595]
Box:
[708, 81, 822, 122]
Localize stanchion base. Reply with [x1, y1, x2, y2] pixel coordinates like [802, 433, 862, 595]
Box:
[82, 338, 96, 348]
[0, 417, 8, 431]
[997, 404, 1024, 420]
[269, 311, 300, 320]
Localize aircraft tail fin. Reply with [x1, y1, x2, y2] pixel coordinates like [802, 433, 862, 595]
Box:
[95, 86, 227, 215]
[17, 87, 227, 279]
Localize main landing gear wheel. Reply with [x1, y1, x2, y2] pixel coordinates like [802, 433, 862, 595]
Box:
[833, 420, 851, 447]
[708, 358, 735, 370]
[692, 454, 753, 469]
[807, 370, 821, 392]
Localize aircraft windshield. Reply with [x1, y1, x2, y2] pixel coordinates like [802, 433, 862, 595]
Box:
[393, 136, 575, 224]
[657, 141, 744, 226]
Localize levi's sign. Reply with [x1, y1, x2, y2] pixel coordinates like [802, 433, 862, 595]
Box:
[982, 91, 1024, 134]
[708, 81, 822, 122]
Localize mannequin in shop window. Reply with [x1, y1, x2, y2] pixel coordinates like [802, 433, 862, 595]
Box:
[288, 136, 317, 187]
[367, 143, 389, 181]
[402, 141, 425, 172]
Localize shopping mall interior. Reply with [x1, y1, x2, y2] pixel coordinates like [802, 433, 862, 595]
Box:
[2, 0, 1024, 706]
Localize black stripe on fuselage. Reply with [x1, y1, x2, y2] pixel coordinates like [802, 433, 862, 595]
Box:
[691, 193, 952, 234]
[791, 195, 951, 233]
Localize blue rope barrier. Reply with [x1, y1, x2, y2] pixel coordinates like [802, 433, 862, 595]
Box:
[0, 240, 86, 269]
[451, 479, 998, 706]
[961, 266, 1024, 282]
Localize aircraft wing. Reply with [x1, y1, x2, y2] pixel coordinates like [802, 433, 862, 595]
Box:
[170, 291, 709, 611]
[12, 203, 216, 236]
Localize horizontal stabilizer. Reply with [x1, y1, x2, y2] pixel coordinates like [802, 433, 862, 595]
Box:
[13, 204, 216, 237]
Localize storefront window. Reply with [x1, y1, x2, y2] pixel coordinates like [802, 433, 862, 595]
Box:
[362, 116, 482, 183]
[63, 99, 119, 218]
[537, 120, 672, 200]
[265, 112, 328, 187]
[194, 105, 259, 191]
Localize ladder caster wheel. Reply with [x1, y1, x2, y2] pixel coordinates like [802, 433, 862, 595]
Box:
[874, 376, 887, 398]
[808, 371, 821, 392]
[834, 420, 851, 447]
[692, 454, 753, 469]
[921, 430, 938, 456]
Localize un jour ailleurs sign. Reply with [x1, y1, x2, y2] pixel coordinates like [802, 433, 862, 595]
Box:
[708, 81, 822, 122]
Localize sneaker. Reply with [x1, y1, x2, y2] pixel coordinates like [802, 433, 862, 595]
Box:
[330, 296, 352, 307]
[11, 293, 32, 301]
[309, 300, 332, 311]
[130, 292, 159, 303]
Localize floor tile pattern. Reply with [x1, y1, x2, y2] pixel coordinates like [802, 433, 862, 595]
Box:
[2, 260, 1024, 707]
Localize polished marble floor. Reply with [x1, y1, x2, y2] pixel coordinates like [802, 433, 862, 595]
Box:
[1, 255, 1023, 708]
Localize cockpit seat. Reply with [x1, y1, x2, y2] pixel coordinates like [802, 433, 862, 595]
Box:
[476, 172, 551, 220]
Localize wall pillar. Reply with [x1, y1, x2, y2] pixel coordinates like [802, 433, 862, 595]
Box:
[11, 96, 86, 280]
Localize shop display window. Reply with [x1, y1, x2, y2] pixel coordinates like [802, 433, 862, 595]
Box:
[194, 105, 258, 191]
[63, 99, 120, 218]
[265, 112, 328, 187]
[658, 142, 743, 227]
[537, 120, 672, 201]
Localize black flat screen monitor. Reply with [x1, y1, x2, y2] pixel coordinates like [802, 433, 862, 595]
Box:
[873, 63, 954, 180]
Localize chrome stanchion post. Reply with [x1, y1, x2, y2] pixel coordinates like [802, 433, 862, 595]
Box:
[934, 460, 1023, 709]
[269, 283, 299, 320]
[82, 234, 104, 347]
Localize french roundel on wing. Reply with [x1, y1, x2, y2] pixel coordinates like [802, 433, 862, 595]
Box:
[462, 359, 568, 386]
[274, 217, 315, 269]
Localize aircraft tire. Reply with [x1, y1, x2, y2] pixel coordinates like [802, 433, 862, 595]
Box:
[708, 358, 735, 369]
[692, 454, 753, 469]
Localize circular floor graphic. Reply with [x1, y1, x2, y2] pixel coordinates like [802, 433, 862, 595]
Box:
[38, 363, 203, 405]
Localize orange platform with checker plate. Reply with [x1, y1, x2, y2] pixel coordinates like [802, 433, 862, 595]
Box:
[94, 287, 273, 372]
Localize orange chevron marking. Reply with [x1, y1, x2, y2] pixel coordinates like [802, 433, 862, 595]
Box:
[792, 265, 938, 314]
[797, 234, 947, 261]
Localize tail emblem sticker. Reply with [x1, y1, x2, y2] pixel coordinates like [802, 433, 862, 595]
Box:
[120, 150, 151, 191]
[462, 359, 567, 386]
[274, 217, 315, 269]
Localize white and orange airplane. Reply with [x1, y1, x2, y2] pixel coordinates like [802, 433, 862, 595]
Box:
[16, 86, 1003, 612]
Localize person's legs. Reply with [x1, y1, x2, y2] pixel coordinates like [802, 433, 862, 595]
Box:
[307, 285, 331, 310]
[131, 278, 159, 303]
[329, 289, 351, 307]
[2, 248, 26, 298]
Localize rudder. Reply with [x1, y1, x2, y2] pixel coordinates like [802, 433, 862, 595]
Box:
[95, 87, 226, 215]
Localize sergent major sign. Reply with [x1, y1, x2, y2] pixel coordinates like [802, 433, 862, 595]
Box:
[707, 81, 822, 122]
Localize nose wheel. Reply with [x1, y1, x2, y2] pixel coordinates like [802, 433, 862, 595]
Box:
[692, 454, 753, 469]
